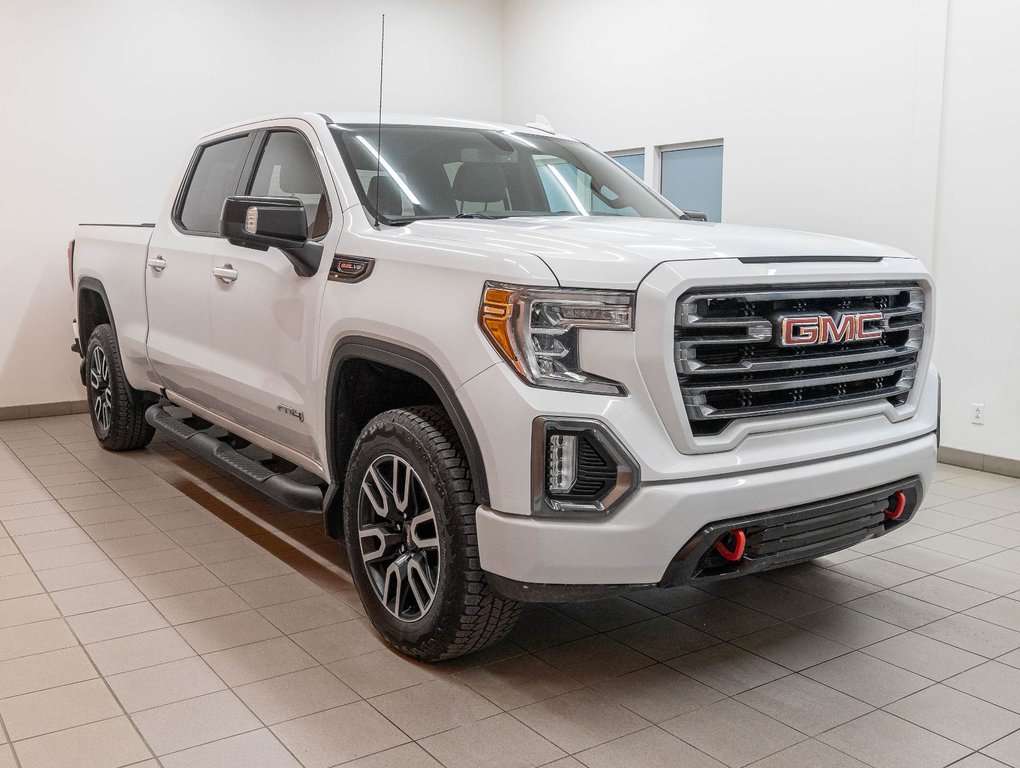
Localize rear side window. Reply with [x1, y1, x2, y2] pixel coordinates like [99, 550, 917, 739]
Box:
[177, 134, 252, 234]
[248, 131, 331, 238]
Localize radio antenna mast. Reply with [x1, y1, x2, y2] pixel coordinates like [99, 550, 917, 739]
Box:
[374, 14, 385, 227]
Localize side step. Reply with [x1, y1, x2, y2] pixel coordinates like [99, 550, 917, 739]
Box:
[145, 403, 325, 513]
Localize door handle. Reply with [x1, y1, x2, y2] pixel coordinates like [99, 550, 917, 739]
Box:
[213, 264, 238, 283]
[146, 255, 167, 272]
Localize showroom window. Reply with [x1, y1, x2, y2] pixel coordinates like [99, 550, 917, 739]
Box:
[177, 134, 252, 234]
[248, 131, 331, 238]
[659, 141, 724, 222]
[610, 150, 645, 180]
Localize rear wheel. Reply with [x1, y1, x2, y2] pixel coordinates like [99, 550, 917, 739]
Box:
[85, 324, 155, 451]
[343, 405, 521, 660]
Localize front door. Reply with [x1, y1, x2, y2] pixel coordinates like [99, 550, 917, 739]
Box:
[206, 128, 337, 468]
[145, 132, 255, 404]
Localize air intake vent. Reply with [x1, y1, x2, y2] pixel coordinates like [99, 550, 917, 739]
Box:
[675, 283, 924, 435]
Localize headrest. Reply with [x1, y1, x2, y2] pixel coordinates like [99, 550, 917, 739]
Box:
[366, 175, 403, 217]
[452, 162, 507, 203]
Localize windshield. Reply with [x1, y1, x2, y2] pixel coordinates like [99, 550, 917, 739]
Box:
[331, 124, 680, 224]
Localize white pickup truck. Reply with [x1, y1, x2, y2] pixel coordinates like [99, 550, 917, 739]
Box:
[69, 113, 939, 660]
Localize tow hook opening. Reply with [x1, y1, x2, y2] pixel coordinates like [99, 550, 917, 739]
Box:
[714, 529, 746, 562]
[884, 490, 907, 520]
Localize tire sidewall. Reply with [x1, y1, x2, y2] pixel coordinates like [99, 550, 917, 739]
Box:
[343, 419, 460, 649]
[85, 327, 116, 441]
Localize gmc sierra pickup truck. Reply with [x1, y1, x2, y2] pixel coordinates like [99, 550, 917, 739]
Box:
[69, 113, 938, 660]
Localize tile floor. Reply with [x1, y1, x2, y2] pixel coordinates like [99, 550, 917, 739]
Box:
[1, 414, 1019, 767]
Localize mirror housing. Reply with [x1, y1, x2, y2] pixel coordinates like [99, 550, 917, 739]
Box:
[219, 196, 323, 277]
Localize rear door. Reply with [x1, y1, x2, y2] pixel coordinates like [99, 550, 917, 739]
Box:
[205, 126, 338, 468]
[145, 132, 256, 404]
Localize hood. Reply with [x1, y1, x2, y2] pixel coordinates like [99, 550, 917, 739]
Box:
[400, 216, 912, 288]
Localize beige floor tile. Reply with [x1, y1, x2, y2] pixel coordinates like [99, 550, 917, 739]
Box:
[186, 537, 267, 565]
[99, 531, 179, 558]
[160, 728, 301, 768]
[22, 541, 107, 571]
[607, 615, 718, 661]
[108, 656, 226, 712]
[0, 594, 58, 629]
[454, 653, 581, 710]
[271, 701, 409, 768]
[86, 627, 195, 675]
[887, 684, 1020, 750]
[35, 558, 124, 592]
[789, 605, 902, 648]
[258, 594, 360, 634]
[50, 578, 146, 616]
[918, 613, 1020, 657]
[661, 699, 804, 768]
[983, 731, 1020, 766]
[802, 651, 931, 707]
[575, 726, 726, 768]
[946, 661, 1020, 712]
[736, 673, 872, 735]
[83, 518, 159, 542]
[0, 678, 123, 740]
[0, 572, 44, 602]
[894, 574, 1000, 611]
[747, 739, 871, 768]
[203, 636, 317, 687]
[0, 554, 30, 578]
[152, 586, 251, 624]
[551, 597, 658, 632]
[0, 746, 13, 768]
[592, 664, 724, 724]
[130, 689, 260, 755]
[234, 666, 359, 725]
[149, 508, 219, 532]
[69, 504, 142, 526]
[131, 565, 223, 600]
[845, 589, 953, 629]
[420, 712, 564, 768]
[339, 743, 443, 768]
[669, 642, 790, 695]
[512, 688, 650, 754]
[59, 491, 129, 512]
[2, 513, 78, 537]
[966, 596, 1020, 632]
[165, 521, 243, 547]
[206, 555, 295, 585]
[115, 548, 200, 578]
[672, 599, 779, 641]
[0, 618, 77, 661]
[175, 609, 281, 654]
[13, 715, 151, 768]
[0, 646, 97, 698]
[67, 601, 169, 644]
[231, 572, 323, 608]
[371, 677, 500, 739]
[536, 634, 653, 685]
[291, 619, 387, 663]
[819, 710, 969, 768]
[863, 631, 985, 680]
[732, 623, 851, 671]
[328, 648, 441, 698]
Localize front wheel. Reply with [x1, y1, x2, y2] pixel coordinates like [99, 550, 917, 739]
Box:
[85, 324, 155, 451]
[343, 406, 521, 661]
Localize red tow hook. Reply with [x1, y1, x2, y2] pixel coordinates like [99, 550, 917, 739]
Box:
[715, 529, 746, 562]
[884, 491, 907, 520]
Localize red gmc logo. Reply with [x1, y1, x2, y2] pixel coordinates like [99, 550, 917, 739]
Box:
[778, 312, 885, 346]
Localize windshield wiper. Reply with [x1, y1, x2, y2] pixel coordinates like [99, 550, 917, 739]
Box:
[454, 212, 507, 219]
[382, 213, 509, 225]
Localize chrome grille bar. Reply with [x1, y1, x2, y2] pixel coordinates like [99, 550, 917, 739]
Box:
[675, 282, 924, 435]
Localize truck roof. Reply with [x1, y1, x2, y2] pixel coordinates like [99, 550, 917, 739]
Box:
[200, 112, 570, 141]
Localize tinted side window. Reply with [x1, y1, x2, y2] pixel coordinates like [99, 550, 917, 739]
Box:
[178, 134, 252, 234]
[249, 132, 330, 238]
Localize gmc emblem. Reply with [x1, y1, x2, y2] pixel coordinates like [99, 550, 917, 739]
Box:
[778, 312, 885, 346]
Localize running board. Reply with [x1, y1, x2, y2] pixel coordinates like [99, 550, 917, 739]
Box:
[145, 403, 325, 513]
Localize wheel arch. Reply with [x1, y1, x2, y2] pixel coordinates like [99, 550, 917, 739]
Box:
[323, 337, 490, 538]
[77, 277, 115, 351]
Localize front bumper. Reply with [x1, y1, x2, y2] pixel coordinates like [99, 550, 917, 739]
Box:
[477, 431, 936, 598]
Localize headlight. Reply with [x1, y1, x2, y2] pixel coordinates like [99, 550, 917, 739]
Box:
[479, 282, 634, 395]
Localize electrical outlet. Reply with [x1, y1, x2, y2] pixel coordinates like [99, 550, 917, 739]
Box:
[971, 403, 985, 425]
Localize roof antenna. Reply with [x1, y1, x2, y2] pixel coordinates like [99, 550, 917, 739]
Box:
[373, 13, 385, 227]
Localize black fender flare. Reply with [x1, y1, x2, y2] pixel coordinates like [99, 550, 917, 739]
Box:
[77, 277, 150, 407]
[323, 337, 490, 537]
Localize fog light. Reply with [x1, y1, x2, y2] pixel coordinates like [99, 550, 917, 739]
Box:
[547, 434, 578, 493]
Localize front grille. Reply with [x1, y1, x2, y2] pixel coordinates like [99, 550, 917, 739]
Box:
[675, 283, 924, 435]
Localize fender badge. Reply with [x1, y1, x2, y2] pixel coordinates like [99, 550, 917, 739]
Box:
[328, 255, 374, 283]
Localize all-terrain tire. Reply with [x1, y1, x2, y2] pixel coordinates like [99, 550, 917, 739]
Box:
[343, 405, 521, 661]
[85, 323, 155, 451]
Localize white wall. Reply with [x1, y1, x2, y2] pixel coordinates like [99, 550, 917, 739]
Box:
[0, 0, 503, 408]
[932, 0, 1020, 461]
[501, 0, 1020, 462]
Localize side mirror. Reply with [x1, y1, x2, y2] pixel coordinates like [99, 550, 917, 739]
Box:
[219, 196, 323, 277]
